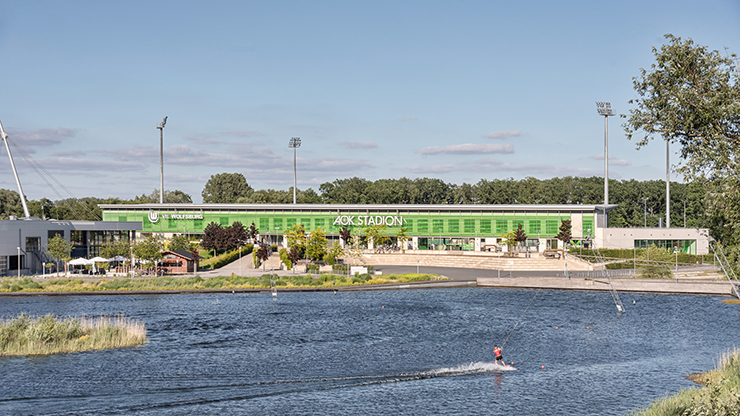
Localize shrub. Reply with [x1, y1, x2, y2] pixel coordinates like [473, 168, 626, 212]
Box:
[324, 253, 336, 266]
[279, 248, 292, 270]
[639, 264, 673, 279]
[306, 263, 320, 274]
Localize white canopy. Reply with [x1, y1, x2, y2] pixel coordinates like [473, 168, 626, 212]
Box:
[111, 255, 128, 262]
[90, 256, 109, 263]
[68, 258, 93, 265]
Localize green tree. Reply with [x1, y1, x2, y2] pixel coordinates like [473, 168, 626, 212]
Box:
[285, 223, 306, 258]
[501, 230, 518, 257]
[202, 173, 253, 203]
[100, 238, 130, 259]
[132, 234, 164, 275]
[134, 189, 193, 204]
[168, 234, 191, 251]
[46, 234, 73, 276]
[624, 34, 740, 251]
[396, 227, 410, 252]
[306, 227, 328, 261]
[0, 189, 23, 219]
[364, 223, 390, 249]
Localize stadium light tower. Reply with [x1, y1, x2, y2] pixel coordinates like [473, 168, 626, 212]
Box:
[289, 137, 301, 204]
[157, 116, 168, 204]
[596, 102, 615, 206]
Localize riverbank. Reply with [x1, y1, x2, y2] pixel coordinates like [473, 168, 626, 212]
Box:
[0, 273, 448, 296]
[0, 314, 146, 356]
[629, 348, 740, 415]
[477, 276, 735, 296]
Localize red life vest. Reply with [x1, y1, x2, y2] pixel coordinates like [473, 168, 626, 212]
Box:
[494, 347, 502, 357]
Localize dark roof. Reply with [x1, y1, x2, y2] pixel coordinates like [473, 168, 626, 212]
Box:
[163, 249, 195, 260]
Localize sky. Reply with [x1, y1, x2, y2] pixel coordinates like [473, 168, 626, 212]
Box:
[0, 0, 738, 203]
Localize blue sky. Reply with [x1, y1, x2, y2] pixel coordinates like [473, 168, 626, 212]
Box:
[1, 0, 738, 203]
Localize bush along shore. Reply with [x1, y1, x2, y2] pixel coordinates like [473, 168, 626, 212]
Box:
[1, 314, 147, 356]
[629, 348, 740, 415]
[0, 273, 447, 293]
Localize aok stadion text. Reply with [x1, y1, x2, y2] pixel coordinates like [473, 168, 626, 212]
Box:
[333, 215, 404, 227]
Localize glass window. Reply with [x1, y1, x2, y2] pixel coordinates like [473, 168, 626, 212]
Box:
[418, 219, 428, 233]
[26, 237, 40, 252]
[432, 219, 444, 234]
[480, 219, 492, 234]
[463, 219, 475, 234]
[448, 219, 460, 233]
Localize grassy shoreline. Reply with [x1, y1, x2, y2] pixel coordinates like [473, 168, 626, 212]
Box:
[0, 273, 447, 294]
[1, 314, 147, 356]
[628, 348, 740, 415]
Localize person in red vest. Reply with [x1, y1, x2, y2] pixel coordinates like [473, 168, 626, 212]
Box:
[493, 345, 506, 366]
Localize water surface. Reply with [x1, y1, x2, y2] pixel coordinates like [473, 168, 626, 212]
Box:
[0, 288, 737, 415]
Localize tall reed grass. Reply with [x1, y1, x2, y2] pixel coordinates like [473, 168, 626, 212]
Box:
[628, 347, 740, 415]
[0, 313, 146, 356]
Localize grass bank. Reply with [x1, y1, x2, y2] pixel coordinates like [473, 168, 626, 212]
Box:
[1, 314, 147, 356]
[628, 348, 740, 415]
[0, 273, 447, 293]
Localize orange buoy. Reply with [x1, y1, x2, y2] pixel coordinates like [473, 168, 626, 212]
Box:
[555, 327, 559, 330]
[541, 365, 545, 369]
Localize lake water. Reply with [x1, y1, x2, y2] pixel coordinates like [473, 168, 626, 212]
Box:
[0, 288, 737, 415]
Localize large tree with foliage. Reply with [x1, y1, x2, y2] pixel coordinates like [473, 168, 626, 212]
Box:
[46, 234, 73, 276]
[306, 227, 328, 261]
[201, 172, 254, 203]
[132, 234, 164, 274]
[623, 34, 740, 251]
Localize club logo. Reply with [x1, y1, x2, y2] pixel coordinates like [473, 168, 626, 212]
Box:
[148, 211, 159, 224]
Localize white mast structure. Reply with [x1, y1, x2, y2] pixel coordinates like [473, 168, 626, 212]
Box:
[0, 120, 31, 218]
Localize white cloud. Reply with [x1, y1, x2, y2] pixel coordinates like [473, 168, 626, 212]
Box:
[340, 141, 378, 149]
[6, 128, 79, 152]
[405, 164, 461, 174]
[420, 143, 515, 155]
[484, 130, 523, 140]
[588, 154, 632, 166]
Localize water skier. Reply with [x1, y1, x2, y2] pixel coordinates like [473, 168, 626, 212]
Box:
[493, 345, 507, 367]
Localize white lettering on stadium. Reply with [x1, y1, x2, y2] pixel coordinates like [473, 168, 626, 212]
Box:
[332, 215, 403, 227]
[148, 211, 204, 223]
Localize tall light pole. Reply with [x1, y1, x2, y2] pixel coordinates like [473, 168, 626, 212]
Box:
[666, 140, 670, 228]
[596, 102, 615, 206]
[157, 116, 168, 204]
[682, 200, 687, 228]
[289, 137, 301, 204]
[642, 197, 649, 227]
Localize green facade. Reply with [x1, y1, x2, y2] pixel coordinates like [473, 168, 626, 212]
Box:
[101, 204, 596, 240]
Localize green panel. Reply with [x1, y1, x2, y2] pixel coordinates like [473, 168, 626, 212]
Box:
[274, 218, 283, 230]
[495, 220, 507, 235]
[480, 219, 491, 234]
[315, 218, 325, 230]
[546, 219, 559, 234]
[418, 219, 428, 233]
[301, 218, 311, 228]
[219, 216, 229, 226]
[528, 219, 542, 234]
[432, 219, 443, 234]
[463, 219, 474, 234]
[259, 218, 269, 231]
[118, 216, 127, 222]
[194, 219, 203, 230]
[405, 219, 413, 232]
[448, 219, 459, 233]
[286, 218, 296, 229]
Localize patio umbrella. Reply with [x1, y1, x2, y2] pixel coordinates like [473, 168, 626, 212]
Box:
[90, 256, 109, 263]
[68, 258, 93, 265]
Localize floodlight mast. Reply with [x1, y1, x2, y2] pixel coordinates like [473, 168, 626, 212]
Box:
[596, 102, 615, 206]
[157, 116, 168, 204]
[289, 137, 301, 204]
[0, 120, 31, 218]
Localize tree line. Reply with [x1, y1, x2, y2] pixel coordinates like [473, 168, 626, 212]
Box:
[0, 175, 710, 231]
